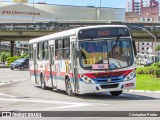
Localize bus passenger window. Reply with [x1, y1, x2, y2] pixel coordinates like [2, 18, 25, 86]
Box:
[37, 42, 43, 60]
[63, 49, 70, 59]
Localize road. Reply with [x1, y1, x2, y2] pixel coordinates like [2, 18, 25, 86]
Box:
[0, 68, 160, 119]
[0, 68, 29, 85]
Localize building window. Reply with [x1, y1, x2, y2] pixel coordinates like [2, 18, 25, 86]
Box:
[147, 18, 150, 21]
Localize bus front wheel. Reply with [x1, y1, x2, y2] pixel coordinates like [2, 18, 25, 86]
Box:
[40, 74, 46, 90]
[110, 90, 123, 96]
[65, 78, 75, 96]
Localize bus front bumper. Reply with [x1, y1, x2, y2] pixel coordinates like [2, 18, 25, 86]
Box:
[78, 80, 136, 94]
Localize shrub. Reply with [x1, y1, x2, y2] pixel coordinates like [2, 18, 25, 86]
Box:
[136, 67, 144, 74]
[0, 52, 10, 64]
[155, 69, 160, 78]
[20, 53, 29, 58]
[143, 66, 155, 74]
[6, 56, 20, 67]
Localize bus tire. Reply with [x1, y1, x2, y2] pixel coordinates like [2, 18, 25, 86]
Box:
[110, 90, 123, 96]
[65, 78, 75, 96]
[40, 74, 46, 90]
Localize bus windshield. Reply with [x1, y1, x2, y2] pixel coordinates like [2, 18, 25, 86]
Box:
[79, 38, 133, 70]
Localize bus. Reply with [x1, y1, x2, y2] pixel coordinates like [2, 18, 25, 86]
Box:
[29, 25, 136, 96]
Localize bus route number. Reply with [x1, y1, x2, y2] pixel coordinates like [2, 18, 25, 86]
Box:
[83, 59, 94, 65]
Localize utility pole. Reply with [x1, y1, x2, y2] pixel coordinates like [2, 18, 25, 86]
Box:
[32, 0, 35, 23]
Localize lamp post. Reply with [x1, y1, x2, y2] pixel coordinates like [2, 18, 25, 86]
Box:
[99, 0, 101, 20]
[32, 0, 35, 23]
[142, 28, 156, 63]
[132, 26, 156, 63]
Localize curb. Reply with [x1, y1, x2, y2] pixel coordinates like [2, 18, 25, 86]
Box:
[124, 90, 160, 93]
[0, 79, 29, 86]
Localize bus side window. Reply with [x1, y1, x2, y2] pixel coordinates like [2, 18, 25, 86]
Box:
[37, 42, 43, 60]
[63, 37, 70, 59]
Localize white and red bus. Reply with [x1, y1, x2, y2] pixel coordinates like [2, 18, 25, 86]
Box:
[29, 25, 136, 96]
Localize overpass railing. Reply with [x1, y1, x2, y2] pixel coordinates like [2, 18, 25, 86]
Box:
[0, 22, 160, 31]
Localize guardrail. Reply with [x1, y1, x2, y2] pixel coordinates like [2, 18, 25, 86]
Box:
[0, 22, 160, 31]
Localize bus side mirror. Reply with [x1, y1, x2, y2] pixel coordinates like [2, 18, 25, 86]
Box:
[76, 49, 82, 58]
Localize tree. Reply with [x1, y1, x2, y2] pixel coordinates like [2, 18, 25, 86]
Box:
[0, 52, 10, 64]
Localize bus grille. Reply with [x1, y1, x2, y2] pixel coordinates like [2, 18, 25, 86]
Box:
[100, 83, 119, 89]
[93, 76, 123, 84]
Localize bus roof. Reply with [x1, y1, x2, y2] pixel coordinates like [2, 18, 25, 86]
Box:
[29, 25, 128, 44]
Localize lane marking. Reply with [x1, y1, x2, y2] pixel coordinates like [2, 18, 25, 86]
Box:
[0, 79, 28, 86]
[0, 93, 17, 98]
[0, 97, 110, 110]
[0, 98, 109, 105]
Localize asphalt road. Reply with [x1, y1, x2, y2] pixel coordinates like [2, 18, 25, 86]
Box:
[0, 68, 160, 119]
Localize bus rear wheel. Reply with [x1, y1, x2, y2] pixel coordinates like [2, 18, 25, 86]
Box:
[110, 90, 123, 96]
[65, 78, 75, 96]
[40, 74, 46, 90]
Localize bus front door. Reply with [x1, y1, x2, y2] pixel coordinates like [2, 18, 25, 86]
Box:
[33, 48, 38, 83]
[70, 42, 79, 92]
[49, 46, 56, 89]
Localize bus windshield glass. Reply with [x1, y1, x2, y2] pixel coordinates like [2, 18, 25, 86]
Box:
[79, 38, 133, 70]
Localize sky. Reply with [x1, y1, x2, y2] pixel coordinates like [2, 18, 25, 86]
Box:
[0, 0, 126, 8]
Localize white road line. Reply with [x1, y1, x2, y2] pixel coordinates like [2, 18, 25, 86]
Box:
[0, 98, 109, 106]
[0, 97, 110, 110]
[0, 79, 29, 86]
[0, 93, 17, 98]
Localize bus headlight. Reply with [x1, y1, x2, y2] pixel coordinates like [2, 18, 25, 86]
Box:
[81, 75, 95, 84]
[124, 70, 135, 81]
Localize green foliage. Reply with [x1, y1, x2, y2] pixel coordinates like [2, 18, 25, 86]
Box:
[20, 53, 29, 58]
[136, 62, 160, 78]
[136, 67, 144, 74]
[155, 45, 160, 51]
[155, 69, 160, 78]
[143, 66, 155, 74]
[6, 56, 20, 67]
[0, 52, 10, 63]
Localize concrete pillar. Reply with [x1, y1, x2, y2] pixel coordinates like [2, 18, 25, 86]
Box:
[10, 41, 15, 57]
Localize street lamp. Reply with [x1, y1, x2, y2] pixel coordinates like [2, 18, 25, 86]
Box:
[99, 0, 101, 20]
[32, 0, 35, 23]
[132, 26, 156, 63]
[142, 28, 156, 63]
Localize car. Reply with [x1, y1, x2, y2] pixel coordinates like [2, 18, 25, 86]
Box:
[10, 58, 29, 70]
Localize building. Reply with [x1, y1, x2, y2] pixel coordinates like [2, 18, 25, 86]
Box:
[13, 0, 28, 3]
[126, 0, 159, 21]
[0, 1, 125, 23]
[0, 1, 126, 55]
[126, 0, 159, 54]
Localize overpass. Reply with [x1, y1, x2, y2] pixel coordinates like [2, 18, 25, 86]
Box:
[0, 27, 160, 56]
[0, 29, 160, 42]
